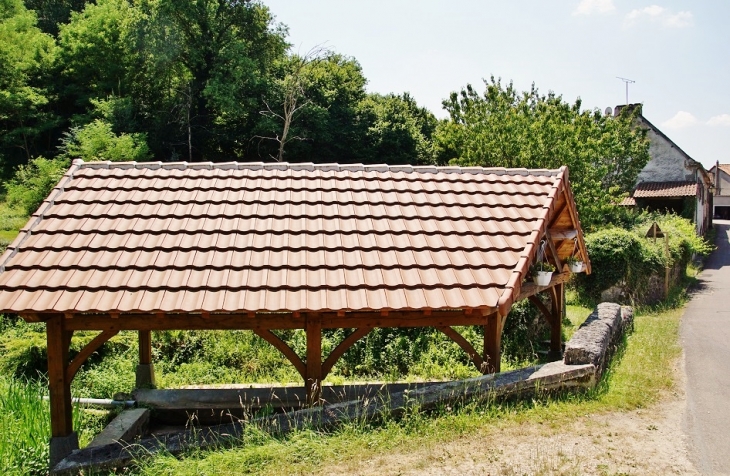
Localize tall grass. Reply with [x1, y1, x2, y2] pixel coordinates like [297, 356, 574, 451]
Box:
[0, 376, 51, 475]
[0, 375, 110, 475]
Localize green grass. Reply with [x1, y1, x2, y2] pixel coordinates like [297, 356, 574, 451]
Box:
[0, 376, 109, 476]
[126, 297, 684, 476]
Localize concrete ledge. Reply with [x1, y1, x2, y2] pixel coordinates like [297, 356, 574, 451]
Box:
[564, 302, 623, 373]
[87, 408, 150, 449]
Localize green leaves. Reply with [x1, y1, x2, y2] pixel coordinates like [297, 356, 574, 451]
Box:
[5, 156, 68, 215]
[435, 77, 650, 229]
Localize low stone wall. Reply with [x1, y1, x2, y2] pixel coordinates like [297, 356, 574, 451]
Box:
[564, 302, 634, 377]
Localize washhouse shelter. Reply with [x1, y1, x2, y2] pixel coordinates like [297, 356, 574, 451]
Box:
[0, 160, 589, 467]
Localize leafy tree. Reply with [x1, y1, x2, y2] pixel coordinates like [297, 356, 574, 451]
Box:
[57, 0, 134, 112]
[23, 0, 87, 37]
[435, 77, 650, 229]
[255, 53, 370, 163]
[358, 92, 437, 165]
[0, 0, 58, 172]
[127, 0, 288, 161]
[5, 156, 68, 214]
[58, 119, 151, 162]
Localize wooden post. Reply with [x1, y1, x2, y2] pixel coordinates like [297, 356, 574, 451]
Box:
[549, 283, 564, 360]
[46, 315, 78, 469]
[305, 314, 322, 405]
[136, 330, 156, 388]
[483, 312, 502, 374]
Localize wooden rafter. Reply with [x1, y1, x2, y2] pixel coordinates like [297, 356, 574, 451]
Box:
[253, 329, 306, 380]
[435, 326, 485, 373]
[321, 327, 372, 379]
[65, 330, 119, 383]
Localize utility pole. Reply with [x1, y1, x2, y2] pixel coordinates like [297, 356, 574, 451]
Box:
[616, 77, 635, 105]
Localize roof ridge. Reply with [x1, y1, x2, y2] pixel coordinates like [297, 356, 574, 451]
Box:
[75, 159, 562, 177]
[0, 159, 84, 273]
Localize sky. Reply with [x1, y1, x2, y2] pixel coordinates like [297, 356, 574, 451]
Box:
[263, 0, 730, 169]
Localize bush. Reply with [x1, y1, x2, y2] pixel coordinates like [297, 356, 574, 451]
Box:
[59, 119, 152, 162]
[4, 157, 69, 215]
[575, 213, 712, 303]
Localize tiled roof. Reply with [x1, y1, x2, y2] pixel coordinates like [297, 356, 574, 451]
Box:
[0, 160, 570, 316]
[718, 164, 730, 176]
[633, 181, 698, 198]
[618, 196, 636, 207]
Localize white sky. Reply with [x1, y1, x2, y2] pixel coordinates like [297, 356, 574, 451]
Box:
[263, 0, 730, 169]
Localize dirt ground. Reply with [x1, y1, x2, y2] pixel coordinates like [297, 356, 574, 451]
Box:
[330, 357, 697, 476]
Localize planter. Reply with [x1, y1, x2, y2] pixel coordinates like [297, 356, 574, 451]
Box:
[569, 261, 585, 273]
[534, 271, 553, 286]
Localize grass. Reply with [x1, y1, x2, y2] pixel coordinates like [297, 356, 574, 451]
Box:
[0, 376, 110, 476]
[124, 294, 684, 476]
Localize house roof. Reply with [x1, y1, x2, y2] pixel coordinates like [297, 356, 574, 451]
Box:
[0, 160, 588, 317]
[618, 196, 636, 207]
[633, 181, 698, 198]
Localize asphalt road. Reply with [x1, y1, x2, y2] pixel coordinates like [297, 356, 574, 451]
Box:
[682, 219, 730, 475]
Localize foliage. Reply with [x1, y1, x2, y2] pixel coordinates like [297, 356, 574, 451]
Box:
[58, 119, 152, 162]
[0, 0, 58, 171]
[4, 155, 68, 214]
[575, 213, 712, 303]
[358, 93, 437, 165]
[435, 77, 650, 230]
[0, 374, 109, 475]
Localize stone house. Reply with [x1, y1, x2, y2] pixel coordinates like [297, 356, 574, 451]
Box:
[618, 104, 712, 236]
[708, 163, 730, 219]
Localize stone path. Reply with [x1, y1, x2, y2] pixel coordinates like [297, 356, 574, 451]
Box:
[682, 219, 730, 475]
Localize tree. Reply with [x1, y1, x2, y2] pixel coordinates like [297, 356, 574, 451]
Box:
[256, 46, 330, 162]
[0, 0, 58, 173]
[358, 93, 437, 165]
[128, 0, 287, 161]
[5, 156, 68, 214]
[435, 77, 650, 229]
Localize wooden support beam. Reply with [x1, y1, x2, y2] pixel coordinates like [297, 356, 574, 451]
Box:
[548, 229, 578, 240]
[137, 330, 155, 388]
[483, 312, 502, 374]
[544, 230, 563, 270]
[47, 316, 73, 437]
[252, 329, 306, 380]
[58, 309, 494, 332]
[321, 327, 372, 379]
[515, 271, 571, 302]
[66, 330, 119, 383]
[46, 315, 78, 468]
[548, 283, 565, 359]
[305, 314, 322, 405]
[528, 295, 554, 328]
[139, 330, 152, 365]
[436, 326, 485, 373]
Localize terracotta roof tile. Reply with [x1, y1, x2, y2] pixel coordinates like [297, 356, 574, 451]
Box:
[0, 160, 578, 315]
[633, 181, 698, 198]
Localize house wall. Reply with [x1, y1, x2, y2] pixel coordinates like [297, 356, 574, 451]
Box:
[715, 169, 730, 196]
[633, 115, 712, 235]
[636, 127, 695, 184]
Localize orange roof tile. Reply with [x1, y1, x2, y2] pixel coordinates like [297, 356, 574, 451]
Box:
[633, 181, 697, 198]
[0, 160, 579, 315]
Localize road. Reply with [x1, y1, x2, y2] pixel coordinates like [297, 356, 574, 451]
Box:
[682, 219, 730, 475]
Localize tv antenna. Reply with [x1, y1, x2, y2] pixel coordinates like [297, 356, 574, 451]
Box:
[616, 77, 635, 105]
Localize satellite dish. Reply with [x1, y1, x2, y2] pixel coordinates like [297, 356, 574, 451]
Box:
[605, 107, 613, 116]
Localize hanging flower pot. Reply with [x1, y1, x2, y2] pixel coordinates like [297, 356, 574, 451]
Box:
[534, 270, 553, 286]
[569, 260, 585, 273]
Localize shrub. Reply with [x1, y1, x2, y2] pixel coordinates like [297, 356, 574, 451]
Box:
[575, 213, 712, 303]
[4, 157, 69, 215]
[58, 119, 152, 162]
